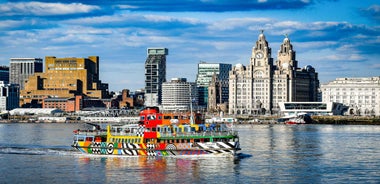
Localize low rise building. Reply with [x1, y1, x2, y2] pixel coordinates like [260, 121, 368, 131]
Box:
[321, 77, 380, 116]
[278, 102, 347, 116]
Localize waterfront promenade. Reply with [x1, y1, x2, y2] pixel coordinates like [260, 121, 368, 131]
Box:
[1, 115, 380, 125]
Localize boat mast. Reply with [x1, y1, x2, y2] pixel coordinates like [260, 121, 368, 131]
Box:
[189, 84, 194, 125]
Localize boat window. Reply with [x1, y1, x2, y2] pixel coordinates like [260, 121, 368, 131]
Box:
[174, 116, 179, 119]
[164, 116, 171, 120]
[148, 115, 156, 120]
[78, 137, 84, 141]
[85, 137, 93, 142]
[140, 116, 145, 120]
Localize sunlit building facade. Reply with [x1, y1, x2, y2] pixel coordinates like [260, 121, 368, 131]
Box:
[20, 56, 109, 107]
[229, 32, 319, 115]
[161, 78, 197, 111]
[321, 77, 380, 116]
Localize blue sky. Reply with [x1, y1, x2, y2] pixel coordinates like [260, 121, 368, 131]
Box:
[1, 0, 379, 92]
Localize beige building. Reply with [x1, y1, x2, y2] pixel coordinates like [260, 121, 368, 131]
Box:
[229, 32, 319, 115]
[20, 56, 109, 107]
[321, 77, 380, 116]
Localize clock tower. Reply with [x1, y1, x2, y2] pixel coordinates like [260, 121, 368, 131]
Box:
[250, 30, 272, 67]
[277, 34, 297, 73]
[247, 30, 274, 114]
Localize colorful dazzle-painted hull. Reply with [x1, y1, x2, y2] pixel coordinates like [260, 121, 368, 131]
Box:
[72, 141, 239, 157]
[72, 107, 240, 157]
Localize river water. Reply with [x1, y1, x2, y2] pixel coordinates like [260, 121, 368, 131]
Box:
[0, 123, 379, 183]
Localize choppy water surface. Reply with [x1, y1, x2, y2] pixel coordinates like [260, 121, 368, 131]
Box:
[0, 123, 379, 183]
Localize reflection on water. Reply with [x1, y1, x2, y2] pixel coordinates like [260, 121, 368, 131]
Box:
[1, 123, 380, 183]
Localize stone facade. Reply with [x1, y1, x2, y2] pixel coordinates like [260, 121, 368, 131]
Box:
[321, 77, 380, 116]
[229, 32, 319, 115]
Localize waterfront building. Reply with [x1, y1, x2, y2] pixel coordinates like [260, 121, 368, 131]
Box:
[0, 81, 19, 112]
[144, 48, 168, 107]
[278, 102, 347, 116]
[208, 73, 229, 113]
[42, 96, 82, 112]
[195, 62, 231, 110]
[321, 77, 380, 116]
[0, 66, 9, 84]
[161, 78, 197, 111]
[229, 31, 319, 115]
[114, 89, 134, 109]
[20, 56, 109, 107]
[10, 58, 43, 90]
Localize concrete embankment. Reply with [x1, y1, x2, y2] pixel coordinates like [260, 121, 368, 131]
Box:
[312, 116, 380, 125]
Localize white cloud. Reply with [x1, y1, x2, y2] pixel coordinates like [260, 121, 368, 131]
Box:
[208, 17, 272, 31]
[114, 4, 139, 10]
[0, 2, 100, 16]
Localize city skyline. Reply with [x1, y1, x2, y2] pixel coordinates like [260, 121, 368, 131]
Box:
[1, 0, 379, 92]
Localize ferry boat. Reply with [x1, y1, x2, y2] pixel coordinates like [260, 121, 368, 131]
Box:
[72, 107, 240, 157]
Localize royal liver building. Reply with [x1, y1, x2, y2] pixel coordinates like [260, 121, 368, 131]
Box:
[229, 31, 319, 115]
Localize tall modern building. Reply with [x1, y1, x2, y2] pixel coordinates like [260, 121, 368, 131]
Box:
[10, 58, 43, 90]
[20, 56, 109, 107]
[0, 81, 19, 112]
[195, 62, 231, 109]
[0, 66, 9, 84]
[321, 77, 380, 116]
[144, 48, 168, 107]
[229, 31, 319, 115]
[161, 78, 197, 111]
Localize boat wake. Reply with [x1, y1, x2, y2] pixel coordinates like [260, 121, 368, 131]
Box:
[0, 146, 80, 156]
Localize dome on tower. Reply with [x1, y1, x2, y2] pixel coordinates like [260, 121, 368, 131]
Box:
[258, 30, 266, 40]
[304, 65, 315, 72]
[235, 63, 245, 70]
[283, 34, 290, 43]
